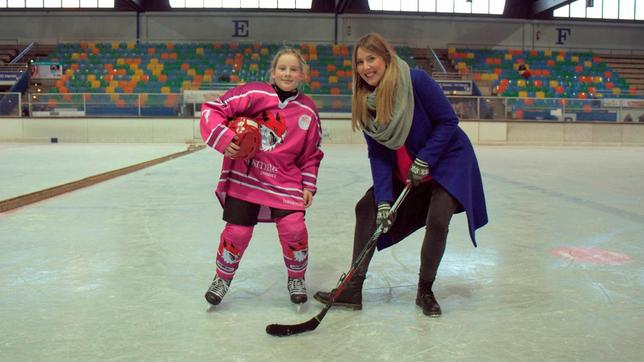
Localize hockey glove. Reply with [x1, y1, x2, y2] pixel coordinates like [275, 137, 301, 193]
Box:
[376, 201, 395, 233]
[228, 117, 261, 160]
[407, 158, 430, 187]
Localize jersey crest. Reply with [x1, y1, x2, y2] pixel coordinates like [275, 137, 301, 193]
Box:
[259, 110, 287, 152]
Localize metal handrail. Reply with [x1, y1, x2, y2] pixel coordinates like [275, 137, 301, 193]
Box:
[429, 47, 447, 73]
[10, 42, 34, 64]
[0, 63, 28, 72]
[432, 72, 472, 80]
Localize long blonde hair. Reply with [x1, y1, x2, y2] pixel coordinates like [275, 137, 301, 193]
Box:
[268, 47, 308, 90]
[351, 33, 400, 131]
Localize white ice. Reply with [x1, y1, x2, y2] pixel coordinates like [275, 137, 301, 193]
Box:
[1, 143, 643, 361]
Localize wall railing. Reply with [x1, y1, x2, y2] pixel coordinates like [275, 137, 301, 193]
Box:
[1, 92, 643, 123]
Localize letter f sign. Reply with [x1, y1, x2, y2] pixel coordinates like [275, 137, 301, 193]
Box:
[556, 28, 571, 45]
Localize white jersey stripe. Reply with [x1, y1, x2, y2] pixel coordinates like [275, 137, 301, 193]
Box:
[291, 100, 318, 121]
[219, 177, 304, 201]
[229, 169, 304, 194]
[212, 124, 228, 148]
[205, 128, 218, 147]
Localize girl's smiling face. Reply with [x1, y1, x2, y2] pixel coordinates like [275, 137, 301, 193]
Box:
[271, 53, 304, 92]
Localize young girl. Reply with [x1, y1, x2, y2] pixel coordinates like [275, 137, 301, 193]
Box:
[314, 33, 487, 316]
[200, 48, 324, 307]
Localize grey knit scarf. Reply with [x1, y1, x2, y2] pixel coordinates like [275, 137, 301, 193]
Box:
[362, 56, 414, 150]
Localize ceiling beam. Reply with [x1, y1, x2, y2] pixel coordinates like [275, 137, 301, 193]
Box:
[114, 0, 143, 11]
[532, 0, 575, 15]
[335, 0, 369, 14]
[336, 0, 350, 14]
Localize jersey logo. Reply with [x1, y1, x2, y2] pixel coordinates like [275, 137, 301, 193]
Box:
[259, 110, 287, 151]
[298, 114, 312, 130]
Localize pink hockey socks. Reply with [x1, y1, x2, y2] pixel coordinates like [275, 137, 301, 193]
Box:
[215, 223, 254, 280]
[275, 212, 309, 278]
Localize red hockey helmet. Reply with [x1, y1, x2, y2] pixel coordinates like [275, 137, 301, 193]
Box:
[228, 117, 261, 160]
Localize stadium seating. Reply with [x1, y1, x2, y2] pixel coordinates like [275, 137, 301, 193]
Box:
[45, 42, 417, 95]
[449, 47, 639, 99]
[35, 42, 416, 114]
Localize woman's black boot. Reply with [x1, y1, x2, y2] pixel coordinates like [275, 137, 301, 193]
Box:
[313, 275, 366, 310]
[416, 277, 441, 317]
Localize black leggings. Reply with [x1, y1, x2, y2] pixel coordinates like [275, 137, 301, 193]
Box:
[353, 180, 460, 282]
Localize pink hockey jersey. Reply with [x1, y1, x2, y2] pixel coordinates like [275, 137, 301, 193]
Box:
[200, 82, 324, 221]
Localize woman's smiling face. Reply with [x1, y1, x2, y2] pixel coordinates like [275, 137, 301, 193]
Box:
[356, 47, 387, 87]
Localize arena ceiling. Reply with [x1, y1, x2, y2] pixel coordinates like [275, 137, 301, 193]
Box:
[112, 0, 572, 20]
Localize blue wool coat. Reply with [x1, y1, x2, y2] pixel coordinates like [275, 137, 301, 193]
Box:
[365, 69, 488, 247]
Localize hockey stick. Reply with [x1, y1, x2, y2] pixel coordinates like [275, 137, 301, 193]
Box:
[266, 183, 412, 337]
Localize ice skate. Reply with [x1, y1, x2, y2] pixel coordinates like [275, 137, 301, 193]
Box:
[287, 277, 307, 311]
[205, 276, 231, 306]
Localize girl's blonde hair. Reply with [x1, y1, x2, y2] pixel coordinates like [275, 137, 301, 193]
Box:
[268, 47, 308, 90]
[351, 33, 400, 131]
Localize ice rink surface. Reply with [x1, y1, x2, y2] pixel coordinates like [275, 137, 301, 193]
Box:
[1, 143, 643, 361]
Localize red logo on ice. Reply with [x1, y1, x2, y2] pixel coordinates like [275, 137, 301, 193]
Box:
[551, 247, 632, 265]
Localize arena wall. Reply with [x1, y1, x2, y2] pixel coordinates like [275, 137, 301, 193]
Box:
[1, 11, 643, 52]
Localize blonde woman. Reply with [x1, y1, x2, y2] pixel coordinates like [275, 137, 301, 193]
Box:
[314, 33, 487, 316]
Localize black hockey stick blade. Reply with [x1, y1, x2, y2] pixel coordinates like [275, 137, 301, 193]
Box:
[266, 307, 329, 337]
[265, 315, 321, 337]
